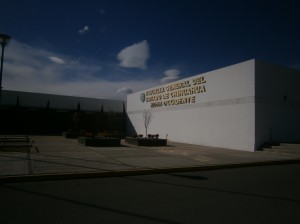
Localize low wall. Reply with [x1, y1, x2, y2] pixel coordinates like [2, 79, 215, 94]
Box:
[78, 137, 121, 147]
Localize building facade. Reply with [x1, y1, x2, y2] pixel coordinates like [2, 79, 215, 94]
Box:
[127, 59, 300, 151]
[0, 90, 126, 135]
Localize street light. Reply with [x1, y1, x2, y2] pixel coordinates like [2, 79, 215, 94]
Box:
[0, 33, 11, 104]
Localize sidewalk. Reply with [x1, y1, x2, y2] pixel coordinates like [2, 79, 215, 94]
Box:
[1, 136, 299, 183]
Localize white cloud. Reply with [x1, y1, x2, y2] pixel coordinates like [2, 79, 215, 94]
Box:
[291, 62, 300, 70]
[79, 25, 89, 35]
[49, 56, 65, 64]
[160, 69, 180, 83]
[2, 40, 159, 100]
[116, 87, 133, 95]
[117, 40, 150, 70]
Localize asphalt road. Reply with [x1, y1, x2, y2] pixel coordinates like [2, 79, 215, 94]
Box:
[1, 164, 299, 224]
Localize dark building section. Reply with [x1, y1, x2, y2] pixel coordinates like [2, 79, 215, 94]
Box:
[0, 90, 126, 136]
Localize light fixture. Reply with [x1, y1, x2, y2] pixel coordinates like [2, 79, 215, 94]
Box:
[0, 33, 11, 47]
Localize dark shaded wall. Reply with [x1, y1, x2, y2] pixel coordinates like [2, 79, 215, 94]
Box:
[0, 90, 127, 136]
[254, 60, 300, 148]
[0, 107, 126, 135]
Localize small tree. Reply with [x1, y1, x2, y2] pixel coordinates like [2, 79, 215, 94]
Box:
[143, 111, 153, 137]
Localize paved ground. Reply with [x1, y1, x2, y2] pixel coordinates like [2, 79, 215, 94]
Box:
[1, 164, 300, 224]
[0, 136, 299, 182]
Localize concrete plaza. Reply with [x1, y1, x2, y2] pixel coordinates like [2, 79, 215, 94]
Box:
[0, 136, 299, 182]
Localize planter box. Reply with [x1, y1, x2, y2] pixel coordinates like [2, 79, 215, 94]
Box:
[125, 137, 167, 146]
[62, 132, 79, 139]
[78, 137, 121, 147]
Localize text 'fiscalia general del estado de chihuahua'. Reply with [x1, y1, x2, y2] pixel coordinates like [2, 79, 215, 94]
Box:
[144, 76, 207, 108]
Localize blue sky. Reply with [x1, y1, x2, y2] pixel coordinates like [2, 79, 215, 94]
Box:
[1, 0, 299, 100]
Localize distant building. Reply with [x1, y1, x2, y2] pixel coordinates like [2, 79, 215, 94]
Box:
[127, 59, 300, 151]
[0, 90, 125, 135]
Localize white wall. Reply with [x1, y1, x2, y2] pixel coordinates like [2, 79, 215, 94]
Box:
[127, 60, 256, 151]
[255, 61, 300, 148]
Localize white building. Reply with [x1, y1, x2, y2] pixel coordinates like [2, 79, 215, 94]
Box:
[127, 59, 300, 152]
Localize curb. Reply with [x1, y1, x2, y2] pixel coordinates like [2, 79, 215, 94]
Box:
[1, 159, 299, 183]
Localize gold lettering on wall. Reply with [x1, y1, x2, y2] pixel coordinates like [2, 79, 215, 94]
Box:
[142, 75, 207, 108]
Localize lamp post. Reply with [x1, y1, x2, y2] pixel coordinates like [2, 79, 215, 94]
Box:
[0, 33, 11, 104]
